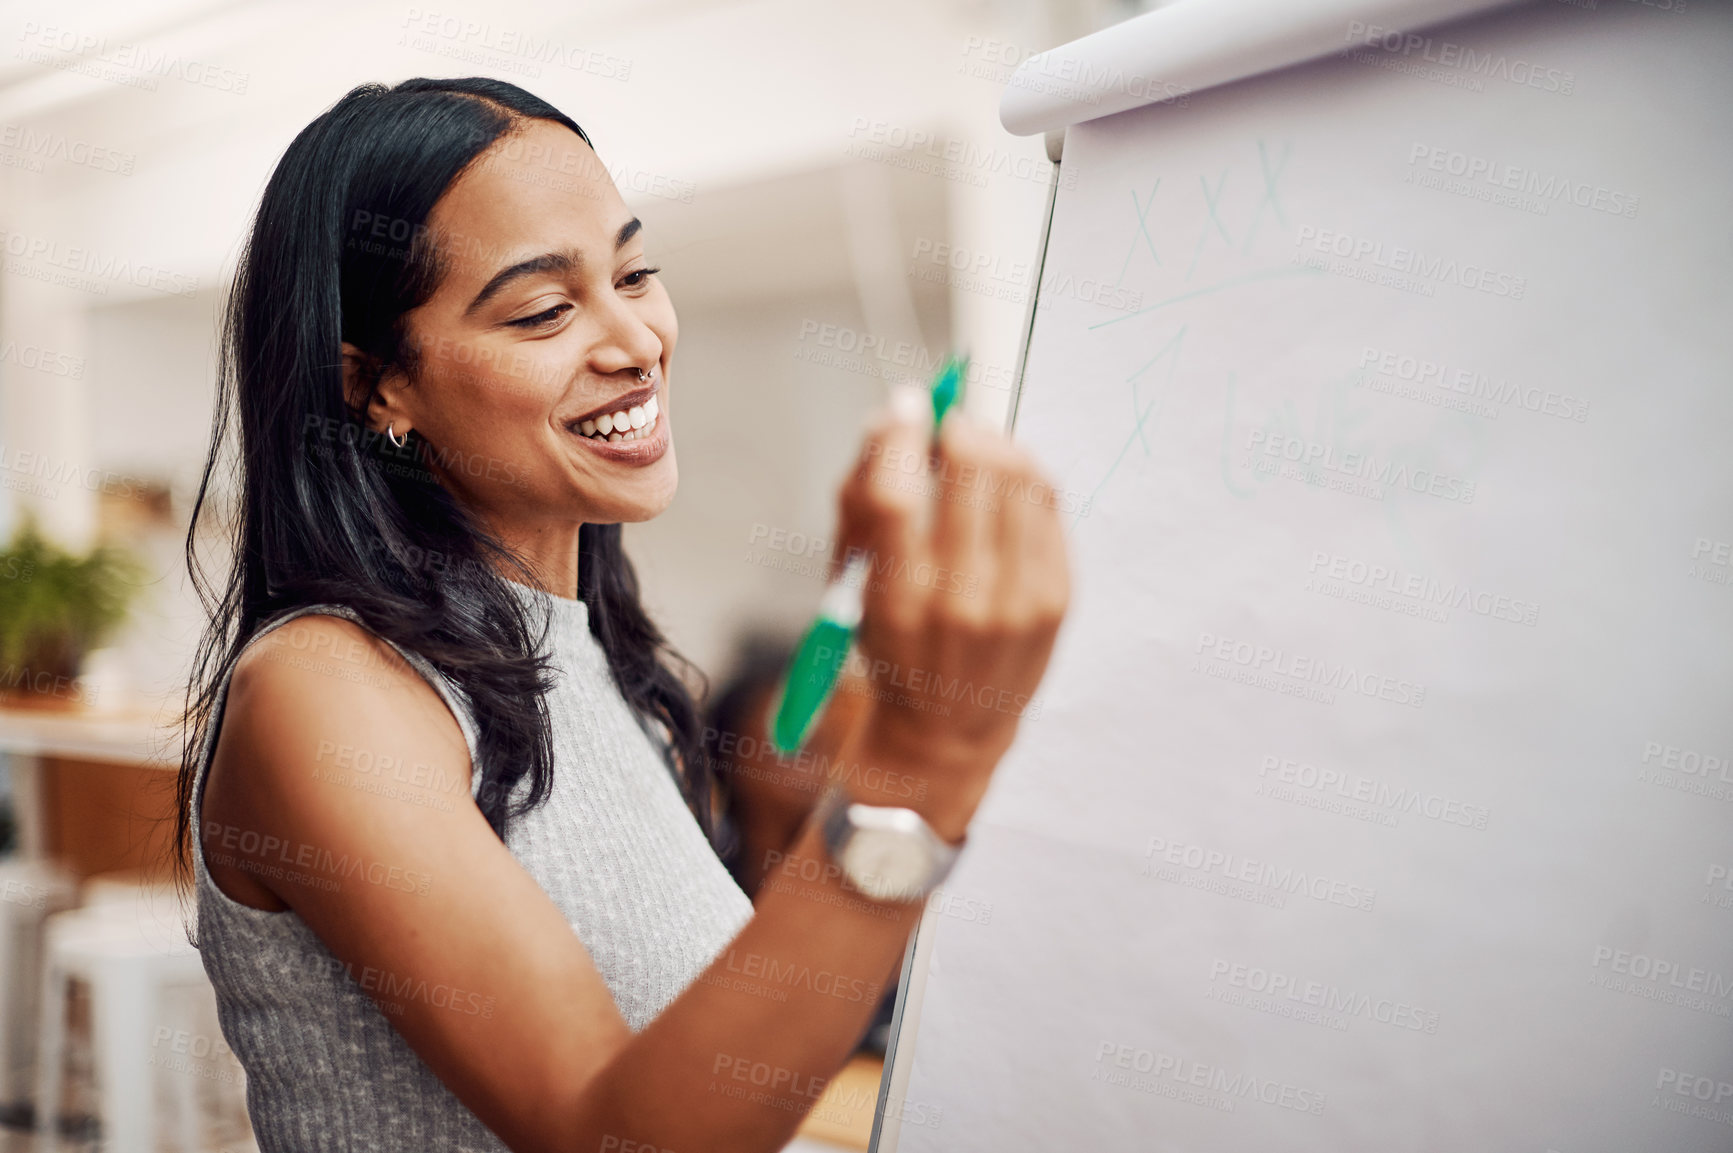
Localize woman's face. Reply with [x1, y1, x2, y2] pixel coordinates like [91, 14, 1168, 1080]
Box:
[371, 118, 678, 531]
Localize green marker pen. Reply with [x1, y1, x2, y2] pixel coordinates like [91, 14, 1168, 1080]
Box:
[768, 354, 969, 755]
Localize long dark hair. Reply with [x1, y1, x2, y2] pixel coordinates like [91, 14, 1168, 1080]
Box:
[174, 77, 713, 886]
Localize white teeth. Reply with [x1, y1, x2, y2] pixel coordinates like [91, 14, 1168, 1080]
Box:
[575, 394, 661, 444]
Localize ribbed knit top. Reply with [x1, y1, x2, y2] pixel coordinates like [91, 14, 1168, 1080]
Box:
[190, 580, 753, 1151]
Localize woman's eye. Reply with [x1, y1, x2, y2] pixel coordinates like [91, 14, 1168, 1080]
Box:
[508, 303, 571, 329]
[619, 266, 661, 290]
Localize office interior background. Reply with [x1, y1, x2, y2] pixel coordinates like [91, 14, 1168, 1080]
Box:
[0, 0, 1164, 1148]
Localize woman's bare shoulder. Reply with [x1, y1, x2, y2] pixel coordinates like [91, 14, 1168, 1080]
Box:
[203, 611, 474, 909]
[232, 611, 422, 693]
[200, 609, 630, 1149]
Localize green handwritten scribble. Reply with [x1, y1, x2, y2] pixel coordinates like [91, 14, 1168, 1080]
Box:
[1075, 326, 1187, 528]
[1187, 166, 1234, 282]
[1089, 265, 1322, 331]
[1242, 138, 1292, 255]
[1118, 179, 1162, 285]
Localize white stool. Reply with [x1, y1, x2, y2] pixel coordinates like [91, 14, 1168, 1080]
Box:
[0, 857, 79, 1117]
[35, 893, 209, 1153]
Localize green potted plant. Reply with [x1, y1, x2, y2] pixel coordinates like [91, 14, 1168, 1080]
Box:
[0, 515, 144, 710]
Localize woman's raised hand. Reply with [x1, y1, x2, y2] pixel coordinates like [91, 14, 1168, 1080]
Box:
[829, 385, 1071, 842]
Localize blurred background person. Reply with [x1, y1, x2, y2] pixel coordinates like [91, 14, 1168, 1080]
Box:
[700, 633, 900, 1055]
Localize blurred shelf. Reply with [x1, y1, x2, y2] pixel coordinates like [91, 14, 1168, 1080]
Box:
[0, 703, 180, 767]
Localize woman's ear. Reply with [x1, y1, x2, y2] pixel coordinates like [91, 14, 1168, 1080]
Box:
[340, 341, 409, 432]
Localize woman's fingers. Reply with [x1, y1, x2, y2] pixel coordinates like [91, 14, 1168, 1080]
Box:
[928, 411, 1002, 679]
[993, 450, 1071, 644]
[828, 383, 1072, 825]
[834, 384, 933, 646]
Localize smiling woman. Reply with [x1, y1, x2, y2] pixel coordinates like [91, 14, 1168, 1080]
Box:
[172, 76, 1069, 1153]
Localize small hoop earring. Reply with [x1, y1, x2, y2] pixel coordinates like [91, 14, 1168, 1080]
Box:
[385, 422, 407, 449]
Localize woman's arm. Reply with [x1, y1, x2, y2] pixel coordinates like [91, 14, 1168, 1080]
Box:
[200, 396, 1068, 1153]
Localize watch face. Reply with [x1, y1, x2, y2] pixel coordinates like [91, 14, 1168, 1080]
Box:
[844, 828, 932, 901]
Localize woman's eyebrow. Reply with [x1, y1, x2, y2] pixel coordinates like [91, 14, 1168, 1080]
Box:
[465, 249, 578, 316]
[464, 219, 644, 317]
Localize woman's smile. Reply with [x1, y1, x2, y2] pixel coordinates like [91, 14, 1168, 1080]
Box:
[566, 381, 669, 464]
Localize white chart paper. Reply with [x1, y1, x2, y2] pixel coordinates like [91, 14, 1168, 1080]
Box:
[892, 3, 1733, 1150]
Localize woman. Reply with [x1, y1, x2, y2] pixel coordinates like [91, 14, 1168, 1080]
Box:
[177, 76, 1068, 1152]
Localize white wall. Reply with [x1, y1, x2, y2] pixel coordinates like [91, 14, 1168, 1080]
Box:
[0, 0, 1111, 701]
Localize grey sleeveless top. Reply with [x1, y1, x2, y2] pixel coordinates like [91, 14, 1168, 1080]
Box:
[190, 580, 753, 1151]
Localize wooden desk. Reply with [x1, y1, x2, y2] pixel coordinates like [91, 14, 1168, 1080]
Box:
[794, 1053, 886, 1151]
[0, 704, 182, 879]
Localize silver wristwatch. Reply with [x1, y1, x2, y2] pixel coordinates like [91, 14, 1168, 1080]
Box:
[813, 785, 963, 904]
